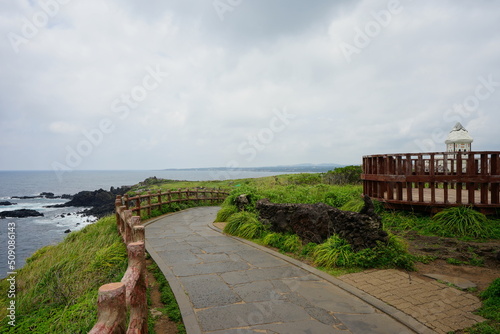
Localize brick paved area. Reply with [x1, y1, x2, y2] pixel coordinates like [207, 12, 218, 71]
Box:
[339, 269, 485, 334]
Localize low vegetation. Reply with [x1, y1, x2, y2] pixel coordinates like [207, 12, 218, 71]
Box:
[147, 260, 186, 334]
[0, 216, 128, 333]
[466, 278, 500, 333]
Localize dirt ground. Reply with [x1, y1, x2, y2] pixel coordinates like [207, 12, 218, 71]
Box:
[145, 259, 179, 334]
[402, 231, 500, 292]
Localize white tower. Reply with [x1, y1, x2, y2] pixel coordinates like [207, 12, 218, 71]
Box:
[445, 122, 473, 152]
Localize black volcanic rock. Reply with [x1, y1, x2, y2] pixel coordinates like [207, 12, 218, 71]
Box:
[59, 186, 131, 218]
[256, 197, 387, 251]
[0, 201, 16, 206]
[0, 209, 44, 218]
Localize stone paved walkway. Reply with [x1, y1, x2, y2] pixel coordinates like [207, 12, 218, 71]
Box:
[339, 270, 485, 334]
[144, 207, 434, 334]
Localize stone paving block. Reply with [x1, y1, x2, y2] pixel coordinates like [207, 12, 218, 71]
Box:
[234, 249, 287, 268]
[270, 279, 292, 294]
[195, 253, 231, 263]
[232, 281, 283, 303]
[221, 266, 309, 285]
[254, 320, 346, 334]
[305, 306, 340, 325]
[334, 313, 415, 334]
[203, 243, 254, 254]
[156, 249, 202, 265]
[196, 300, 311, 332]
[179, 274, 241, 309]
[206, 329, 266, 334]
[153, 241, 197, 252]
[172, 260, 250, 277]
[285, 280, 375, 314]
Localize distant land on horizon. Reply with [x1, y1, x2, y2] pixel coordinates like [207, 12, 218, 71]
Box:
[161, 163, 347, 173]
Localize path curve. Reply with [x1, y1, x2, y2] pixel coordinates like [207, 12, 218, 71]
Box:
[144, 207, 435, 334]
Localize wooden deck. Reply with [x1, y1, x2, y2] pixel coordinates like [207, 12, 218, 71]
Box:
[362, 151, 500, 214]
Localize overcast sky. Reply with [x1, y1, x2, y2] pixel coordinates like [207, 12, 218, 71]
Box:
[1, 0, 499, 171]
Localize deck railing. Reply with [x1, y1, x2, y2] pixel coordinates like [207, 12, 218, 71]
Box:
[362, 151, 500, 214]
[89, 188, 229, 333]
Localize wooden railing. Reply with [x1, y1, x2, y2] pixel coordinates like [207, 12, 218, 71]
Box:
[121, 188, 229, 217]
[89, 188, 229, 333]
[362, 151, 500, 214]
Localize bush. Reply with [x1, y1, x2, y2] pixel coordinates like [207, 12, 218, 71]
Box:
[430, 206, 492, 238]
[354, 234, 415, 271]
[323, 165, 362, 185]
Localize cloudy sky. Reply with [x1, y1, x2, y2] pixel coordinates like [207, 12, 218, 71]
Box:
[1, 0, 499, 171]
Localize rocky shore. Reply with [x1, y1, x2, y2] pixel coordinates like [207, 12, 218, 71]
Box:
[2, 186, 131, 219]
[48, 186, 131, 218]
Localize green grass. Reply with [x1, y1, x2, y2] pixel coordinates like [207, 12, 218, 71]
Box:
[147, 261, 186, 334]
[223, 211, 266, 239]
[380, 208, 499, 241]
[465, 278, 500, 333]
[430, 206, 494, 239]
[0, 216, 128, 333]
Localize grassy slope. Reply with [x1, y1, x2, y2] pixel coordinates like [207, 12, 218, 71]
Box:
[0, 216, 128, 333]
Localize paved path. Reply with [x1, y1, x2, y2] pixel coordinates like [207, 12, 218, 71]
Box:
[145, 207, 434, 334]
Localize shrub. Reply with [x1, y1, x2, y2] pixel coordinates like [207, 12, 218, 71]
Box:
[323, 165, 362, 185]
[354, 234, 415, 271]
[430, 206, 492, 238]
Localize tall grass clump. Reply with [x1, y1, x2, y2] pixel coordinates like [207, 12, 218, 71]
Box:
[311, 233, 415, 271]
[223, 211, 266, 239]
[313, 235, 354, 267]
[0, 215, 128, 333]
[215, 205, 238, 222]
[429, 206, 493, 238]
[262, 233, 302, 253]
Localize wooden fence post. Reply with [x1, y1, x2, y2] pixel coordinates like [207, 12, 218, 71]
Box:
[115, 197, 123, 235]
[133, 225, 145, 243]
[121, 241, 147, 334]
[88, 283, 127, 334]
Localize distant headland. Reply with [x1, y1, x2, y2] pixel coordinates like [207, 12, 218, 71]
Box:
[161, 163, 345, 173]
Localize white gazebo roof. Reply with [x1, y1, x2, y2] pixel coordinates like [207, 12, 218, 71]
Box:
[445, 122, 473, 144]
